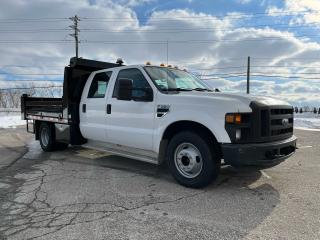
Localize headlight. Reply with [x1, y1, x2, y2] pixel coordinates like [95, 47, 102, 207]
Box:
[235, 129, 241, 140]
[225, 113, 251, 142]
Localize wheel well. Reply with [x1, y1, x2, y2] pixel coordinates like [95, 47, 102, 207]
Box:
[35, 120, 41, 140]
[159, 121, 221, 164]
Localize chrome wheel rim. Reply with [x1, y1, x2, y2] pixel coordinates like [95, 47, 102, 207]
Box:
[174, 143, 203, 178]
[40, 127, 49, 147]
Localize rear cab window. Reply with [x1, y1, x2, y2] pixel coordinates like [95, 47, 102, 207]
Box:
[88, 71, 112, 98]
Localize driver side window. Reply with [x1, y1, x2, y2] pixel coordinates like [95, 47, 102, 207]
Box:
[113, 68, 152, 100]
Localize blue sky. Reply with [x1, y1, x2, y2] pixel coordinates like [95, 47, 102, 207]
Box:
[132, 0, 282, 18]
[0, 0, 320, 106]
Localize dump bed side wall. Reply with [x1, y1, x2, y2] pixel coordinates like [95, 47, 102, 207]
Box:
[21, 94, 65, 122]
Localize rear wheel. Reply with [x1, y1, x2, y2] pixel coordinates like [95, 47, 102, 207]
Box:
[39, 122, 55, 152]
[167, 131, 220, 188]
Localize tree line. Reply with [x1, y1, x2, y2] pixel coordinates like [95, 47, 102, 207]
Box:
[294, 106, 320, 114]
[0, 84, 62, 109]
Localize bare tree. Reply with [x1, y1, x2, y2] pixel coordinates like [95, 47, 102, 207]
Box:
[303, 106, 310, 112]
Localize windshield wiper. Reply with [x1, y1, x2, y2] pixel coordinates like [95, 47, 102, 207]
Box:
[192, 88, 213, 92]
[165, 88, 193, 91]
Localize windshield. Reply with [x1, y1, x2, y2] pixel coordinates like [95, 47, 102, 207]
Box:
[144, 66, 208, 91]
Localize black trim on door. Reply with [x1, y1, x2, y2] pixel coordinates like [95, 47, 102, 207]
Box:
[106, 104, 111, 114]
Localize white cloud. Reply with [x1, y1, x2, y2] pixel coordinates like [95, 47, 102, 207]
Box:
[112, 0, 155, 7]
[237, 0, 251, 4]
[267, 0, 320, 25]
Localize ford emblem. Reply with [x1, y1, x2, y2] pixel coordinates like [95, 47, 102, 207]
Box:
[282, 118, 289, 127]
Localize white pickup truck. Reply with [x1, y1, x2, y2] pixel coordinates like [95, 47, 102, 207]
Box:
[21, 57, 297, 188]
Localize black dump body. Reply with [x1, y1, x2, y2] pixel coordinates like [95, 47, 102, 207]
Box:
[21, 57, 121, 144]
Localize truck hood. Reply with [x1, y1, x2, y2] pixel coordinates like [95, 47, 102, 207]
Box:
[178, 91, 290, 106]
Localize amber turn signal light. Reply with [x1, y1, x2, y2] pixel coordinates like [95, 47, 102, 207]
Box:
[226, 113, 242, 124]
[235, 114, 241, 123]
[225, 114, 234, 123]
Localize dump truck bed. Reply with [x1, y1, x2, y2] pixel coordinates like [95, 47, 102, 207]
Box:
[21, 96, 67, 124]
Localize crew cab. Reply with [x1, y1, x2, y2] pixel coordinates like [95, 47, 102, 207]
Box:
[21, 57, 297, 188]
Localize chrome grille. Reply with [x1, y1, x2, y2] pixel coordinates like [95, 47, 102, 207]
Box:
[269, 107, 293, 137]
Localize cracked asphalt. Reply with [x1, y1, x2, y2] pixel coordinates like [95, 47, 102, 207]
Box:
[0, 127, 319, 240]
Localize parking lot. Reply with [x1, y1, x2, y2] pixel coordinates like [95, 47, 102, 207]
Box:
[0, 127, 319, 240]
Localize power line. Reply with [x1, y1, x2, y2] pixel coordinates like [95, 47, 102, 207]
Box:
[0, 17, 68, 21]
[252, 65, 320, 69]
[202, 72, 247, 76]
[78, 25, 320, 34]
[0, 40, 72, 43]
[193, 65, 320, 71]
[252, 57, 320, 60]
[79, 35, 320, 45]
[253, 72, 320, 75]
[1, 22, 319, 34]
[81, 10, 320, 21]
[251, 74, 320, 79]
[0, 29, 69, 33]
[201, 74, 247, 79]
[202, 71, 320, 76]
[0, 9, 317, 22]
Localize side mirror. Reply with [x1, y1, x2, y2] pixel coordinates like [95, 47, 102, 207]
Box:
[118, 78, 133, 101]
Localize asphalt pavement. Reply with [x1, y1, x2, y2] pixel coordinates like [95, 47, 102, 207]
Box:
[0, 127, 319, 240]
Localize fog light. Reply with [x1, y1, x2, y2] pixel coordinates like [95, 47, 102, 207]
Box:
[236, 129, 241, 140]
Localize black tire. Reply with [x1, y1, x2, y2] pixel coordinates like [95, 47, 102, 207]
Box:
[166, 131, 220, 188]
[39, 122, 56, 152]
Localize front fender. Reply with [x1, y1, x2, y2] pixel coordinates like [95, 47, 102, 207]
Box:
[152, 109, 231, 153]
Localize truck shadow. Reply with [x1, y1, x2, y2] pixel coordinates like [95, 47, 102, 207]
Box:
[68, 148, 280, 238]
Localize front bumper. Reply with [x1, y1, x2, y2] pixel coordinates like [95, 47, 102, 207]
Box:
[221, 135, 297, 167]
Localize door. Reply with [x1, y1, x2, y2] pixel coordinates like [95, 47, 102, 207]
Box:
[106, 68, 155, 150]
[79, 71, 112, 142]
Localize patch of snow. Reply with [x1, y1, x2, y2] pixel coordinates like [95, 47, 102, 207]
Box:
[294, 112, 320, 131]
[0, 112, 25, 128]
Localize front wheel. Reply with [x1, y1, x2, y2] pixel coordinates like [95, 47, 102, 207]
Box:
[166, 131, 220, 188]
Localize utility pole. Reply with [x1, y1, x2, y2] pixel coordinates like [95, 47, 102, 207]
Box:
[246, 56, 250, 94]
[69, 15, 80, 58]
[166, 40, 169, 66]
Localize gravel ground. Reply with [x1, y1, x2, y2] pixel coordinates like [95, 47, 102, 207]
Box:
[0, 127, 319, 240]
